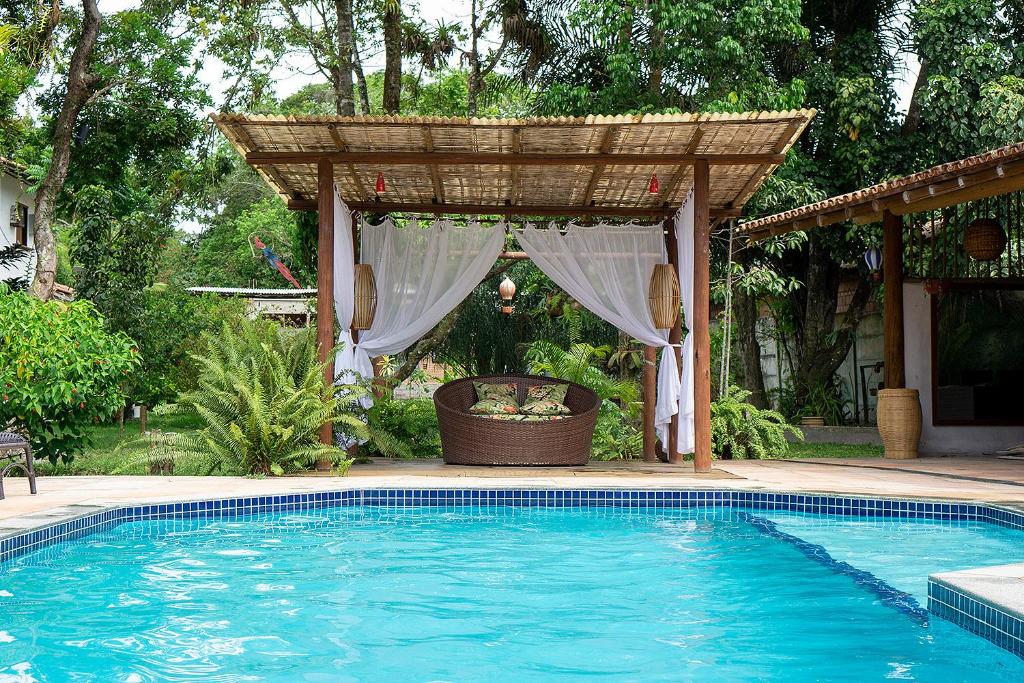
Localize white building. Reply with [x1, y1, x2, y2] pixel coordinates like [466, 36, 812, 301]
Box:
[0, 157, 34, 285]
[186, 286, 316, 326]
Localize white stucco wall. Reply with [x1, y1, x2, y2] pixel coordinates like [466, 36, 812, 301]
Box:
[0, 171, 35, 284]
[903, 281, 1024, 455]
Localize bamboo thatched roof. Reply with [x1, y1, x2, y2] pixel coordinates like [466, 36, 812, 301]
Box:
[211, 111, 815, 218]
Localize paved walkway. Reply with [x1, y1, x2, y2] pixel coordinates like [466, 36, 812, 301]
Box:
[2, 455, 1024, 520]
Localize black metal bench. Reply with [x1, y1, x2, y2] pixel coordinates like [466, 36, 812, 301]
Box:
[0, 433, 36, 500]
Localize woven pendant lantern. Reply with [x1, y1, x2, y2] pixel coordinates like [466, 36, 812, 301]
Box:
[648, 264, 681, 329]
[963, 217, 1006, 261]
[352, 264, 377, 330]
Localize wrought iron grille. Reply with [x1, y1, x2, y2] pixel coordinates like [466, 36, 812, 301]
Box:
[903, 189, 1024, 281]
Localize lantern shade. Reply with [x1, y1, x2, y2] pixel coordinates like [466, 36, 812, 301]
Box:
[375, 172, 386, 194]
[499, 276, 516, 301]
[648, 173, 660, 195]
[648, 263, 681, 329]
[963, 217, 1006, 261]
[352, 264, 377, 330]
[863, 247, 882, 272]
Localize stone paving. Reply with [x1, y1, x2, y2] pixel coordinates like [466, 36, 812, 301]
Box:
[2, 454, 1024, 521]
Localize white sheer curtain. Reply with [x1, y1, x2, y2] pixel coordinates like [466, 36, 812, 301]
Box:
[332, 190, 359, 381]
[674, 192, 696, 453]
[516, 222, 681, 448]
[333, 209, 506, 400]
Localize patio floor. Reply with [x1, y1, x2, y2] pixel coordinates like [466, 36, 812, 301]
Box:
[2, 455, 1024, 521]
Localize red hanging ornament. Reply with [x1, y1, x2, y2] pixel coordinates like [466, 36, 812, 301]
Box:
[648, 173, 660, 195]
[375, 172, 386, 193]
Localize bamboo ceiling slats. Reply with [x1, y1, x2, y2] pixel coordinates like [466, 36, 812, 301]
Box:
[212, 110, 814, 216]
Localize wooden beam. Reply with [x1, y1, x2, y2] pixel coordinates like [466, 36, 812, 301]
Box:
[326, 124, 369, 200]
[581, 126, 620, 205]
[642, 345, 658, 462]
[288, 199, 743, 218]
[421, 126, 446, 203]
[247, 150, 787, 166]
[882, 210, 905, 389]
[665, 219, 682, 463]
[509, 127, 522, 205]
[316, 158, 335, 447]
[692, 158, 713, 473]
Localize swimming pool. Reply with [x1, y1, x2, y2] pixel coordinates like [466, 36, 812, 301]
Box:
[2, 491, 1023, 681]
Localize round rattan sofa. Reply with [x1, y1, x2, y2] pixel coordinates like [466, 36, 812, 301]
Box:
[433, 374, 600, 466]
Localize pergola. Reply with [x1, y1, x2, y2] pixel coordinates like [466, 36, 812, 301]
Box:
[739, 142, 1024, 455]
[213, 110, 815, 471]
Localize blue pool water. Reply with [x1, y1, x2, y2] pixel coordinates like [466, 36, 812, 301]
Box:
[2, 506, 1024, 682]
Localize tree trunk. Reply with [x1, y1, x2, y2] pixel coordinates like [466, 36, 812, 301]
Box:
[901, 57, 929, 138]
[791, 232, 873, 411]
[352, 35, 371, 114]
[734, 285, 768, 409]
[333, 0, 356, 116]
[382, 1, 402, 114]
[30, 0, 101, 301]
[467, 0, 480, 116]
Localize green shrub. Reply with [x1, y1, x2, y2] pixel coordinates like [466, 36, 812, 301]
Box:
[525, 340, 643, 460]
[176, 319, 365, 476]
[712, 386, 802, 459]
[131, 285, 248, 408]
[0, 285, 139, 463]
[364, 396, 442, 459]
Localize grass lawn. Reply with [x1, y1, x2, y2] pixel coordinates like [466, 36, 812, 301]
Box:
[36, 412, 208, 476]
[781, 441, 884, 459]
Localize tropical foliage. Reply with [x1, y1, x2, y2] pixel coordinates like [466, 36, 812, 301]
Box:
[176, 319, 362, 476]
[0, 285, 138, 463]
[711, 386, 803, 460]
[525, 341, 643, 460]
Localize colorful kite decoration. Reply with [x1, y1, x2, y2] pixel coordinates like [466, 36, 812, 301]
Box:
[251, 234, 302, 289]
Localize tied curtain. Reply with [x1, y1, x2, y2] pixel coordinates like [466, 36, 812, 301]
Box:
[674, 194, 696, 453]
[516, 201, 695, 451]
[332, 191, 505, 404]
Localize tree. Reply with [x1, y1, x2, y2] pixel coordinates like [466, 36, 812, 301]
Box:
[29, 0, 101, 301]
[382, 0, 402, 112]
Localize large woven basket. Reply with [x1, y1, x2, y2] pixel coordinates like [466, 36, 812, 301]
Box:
[434, 374, 600, 466]
[877, 388, 922, 459]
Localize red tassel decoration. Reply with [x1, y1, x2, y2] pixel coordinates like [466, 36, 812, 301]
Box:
[648, 173, 660, 195]
[375, 172, 386, 193]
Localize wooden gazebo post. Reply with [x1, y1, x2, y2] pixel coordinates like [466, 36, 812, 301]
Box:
[882, 209, 905, 389]
[693, 159, 713, 472]
[317, 158, 335, 446]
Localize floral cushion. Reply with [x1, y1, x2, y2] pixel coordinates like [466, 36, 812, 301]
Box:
[520, 383, 571, 416]
[468, 381, 520, 415]
[482, 414, 567, 422]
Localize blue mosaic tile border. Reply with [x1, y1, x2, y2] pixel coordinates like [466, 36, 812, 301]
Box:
[2, 488, 1023, 565]
[740, 512, 929, 625]
[928, 580, 1024, 658]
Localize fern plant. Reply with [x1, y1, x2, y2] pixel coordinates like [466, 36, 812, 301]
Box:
[525, 341, 638, 403]
[712, 386, 803, 460]
[176, 320, 365, 476]
[524, 340, 643, 460]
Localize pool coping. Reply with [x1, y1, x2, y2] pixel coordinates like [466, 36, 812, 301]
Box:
[4, 486, 1024, 660]
[928, 563, 1024, 658]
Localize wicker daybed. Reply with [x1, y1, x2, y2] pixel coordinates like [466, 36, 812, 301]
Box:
[434, 374, 600, 466]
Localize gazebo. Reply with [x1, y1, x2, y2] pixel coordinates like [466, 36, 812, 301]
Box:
[740, 142, 1024, 456]
[212, 110, 815, 471]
